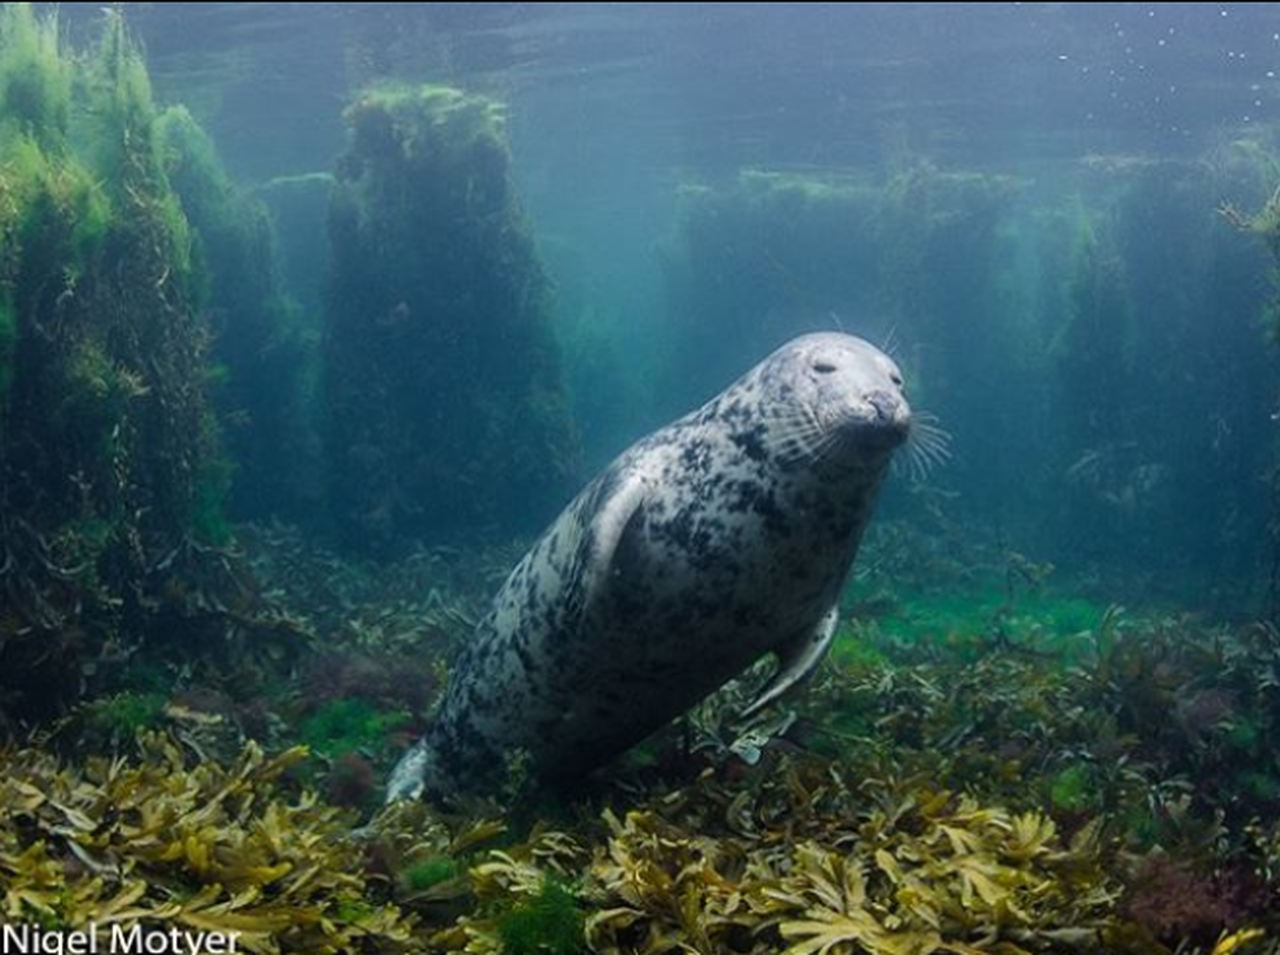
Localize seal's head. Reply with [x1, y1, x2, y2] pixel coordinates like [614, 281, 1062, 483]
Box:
[755, 332, 912, 471]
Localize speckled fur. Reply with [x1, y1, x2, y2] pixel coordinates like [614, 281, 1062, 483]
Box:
[388, 333, 910, 800]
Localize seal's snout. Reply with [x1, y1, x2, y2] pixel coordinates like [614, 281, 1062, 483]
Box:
[866, 390, 899, 423]
[867, 388, 910, 430]
[844, 389, 910, 453]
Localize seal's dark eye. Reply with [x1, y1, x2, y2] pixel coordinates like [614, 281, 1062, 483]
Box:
[890, 372, 903, 387]
[813, 361, 837, 374]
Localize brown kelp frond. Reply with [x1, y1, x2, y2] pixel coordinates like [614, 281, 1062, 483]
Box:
[584, 767, 1117, 955]
[0, 734, 422, 953]
[7, 588, 1280, 953]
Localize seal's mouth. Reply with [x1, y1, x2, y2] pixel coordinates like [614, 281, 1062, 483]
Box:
[829, 390, 911, 449]
[849, 418, 910, 451]
[763, 391, 920, 469]
[842, 392, 952, 482]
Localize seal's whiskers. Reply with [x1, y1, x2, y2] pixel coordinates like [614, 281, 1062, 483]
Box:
[764, 404, 833, 465]
[900, 412, 951, 482]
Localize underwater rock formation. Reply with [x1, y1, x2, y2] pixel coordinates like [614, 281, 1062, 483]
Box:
[156, 107, 315, 525]
[323, 84, 578, 552]
[661, 166, 1017, 413]
[663, 157, 1275, 595]
[661, 170, 881, 410]
[0, 7, 232, 720]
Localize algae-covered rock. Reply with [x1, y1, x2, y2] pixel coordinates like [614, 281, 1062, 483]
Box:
[323, 84, 578, 551]
[156, 105, 315, 525]
[0, 6, 275, 722]
[661, 169, 883, 410]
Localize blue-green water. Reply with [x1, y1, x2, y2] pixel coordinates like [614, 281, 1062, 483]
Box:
[48, 1, 1275, 601]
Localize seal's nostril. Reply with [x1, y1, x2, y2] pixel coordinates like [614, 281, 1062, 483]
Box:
[867, 390, 897, 421]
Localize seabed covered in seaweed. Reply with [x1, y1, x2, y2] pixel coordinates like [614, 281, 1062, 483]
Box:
[1, 4, 1280, 954]
[5, 518, 1280, 955]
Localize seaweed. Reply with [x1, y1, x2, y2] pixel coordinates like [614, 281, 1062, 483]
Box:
[497, 879, 586, 955]
[81, 690, 168, 745]
[1047, 762, 1102, 815]
[323, 83, 578, 553]
[579, 767, 1116, 955]
[298, 698, 410, 763]
[7, 531, 1280, 953]
[403, 857, 464, 894]
[0, 3, 71, 146]
[0, 7, 195, 715]
[0, 5, 299, 726]
[155, 105, 314, 524]
[0, 735, 421, 952]
[1122, 854, 1265, 948]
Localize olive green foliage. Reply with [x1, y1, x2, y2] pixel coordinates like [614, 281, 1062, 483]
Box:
[587, 790, 1110, 955]
[251, 526, 1277, 949]
[324, 83, 578, 551]
[299, 698, 409, 761]
[0, 737, 419, 952]
[497, 880, 586, 955]
[6, 520, 1280, 953]
[82, 690, 167, 744]
[0, 3, 70, 145]
[0, 5, 235, 719]
[404, 856, 465, 893]
[328, 528, 1274, 953]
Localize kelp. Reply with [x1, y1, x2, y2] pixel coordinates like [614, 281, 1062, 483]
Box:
[582, 764, 1114, 955]
[7, 565, 1280, 954]
[0, 4, 291, 723]
[0, 735, 421, 953]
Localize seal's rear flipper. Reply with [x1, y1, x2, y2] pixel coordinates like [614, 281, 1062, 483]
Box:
[740, 605, 838, 719]
[386, 739, 431, 802]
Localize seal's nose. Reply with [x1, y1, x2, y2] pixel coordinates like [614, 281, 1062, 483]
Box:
[866, 390, 899, 424]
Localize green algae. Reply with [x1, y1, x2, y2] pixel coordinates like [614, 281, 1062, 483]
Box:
[496, 880, 586, 955]
[324, 82, 577, 552]
[836, 587, 1108, 666]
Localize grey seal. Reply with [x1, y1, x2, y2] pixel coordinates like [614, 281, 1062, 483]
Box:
[388, 332, 940, 801]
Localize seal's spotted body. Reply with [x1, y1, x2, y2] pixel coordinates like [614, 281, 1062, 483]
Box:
[388, 333, 912, 800]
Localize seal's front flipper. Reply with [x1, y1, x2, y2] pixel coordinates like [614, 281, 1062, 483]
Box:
[741, 605, 839, 719]
[581, 469, 649, 607]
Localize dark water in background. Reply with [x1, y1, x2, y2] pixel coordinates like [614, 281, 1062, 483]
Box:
[49, 2, 1280, 610]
